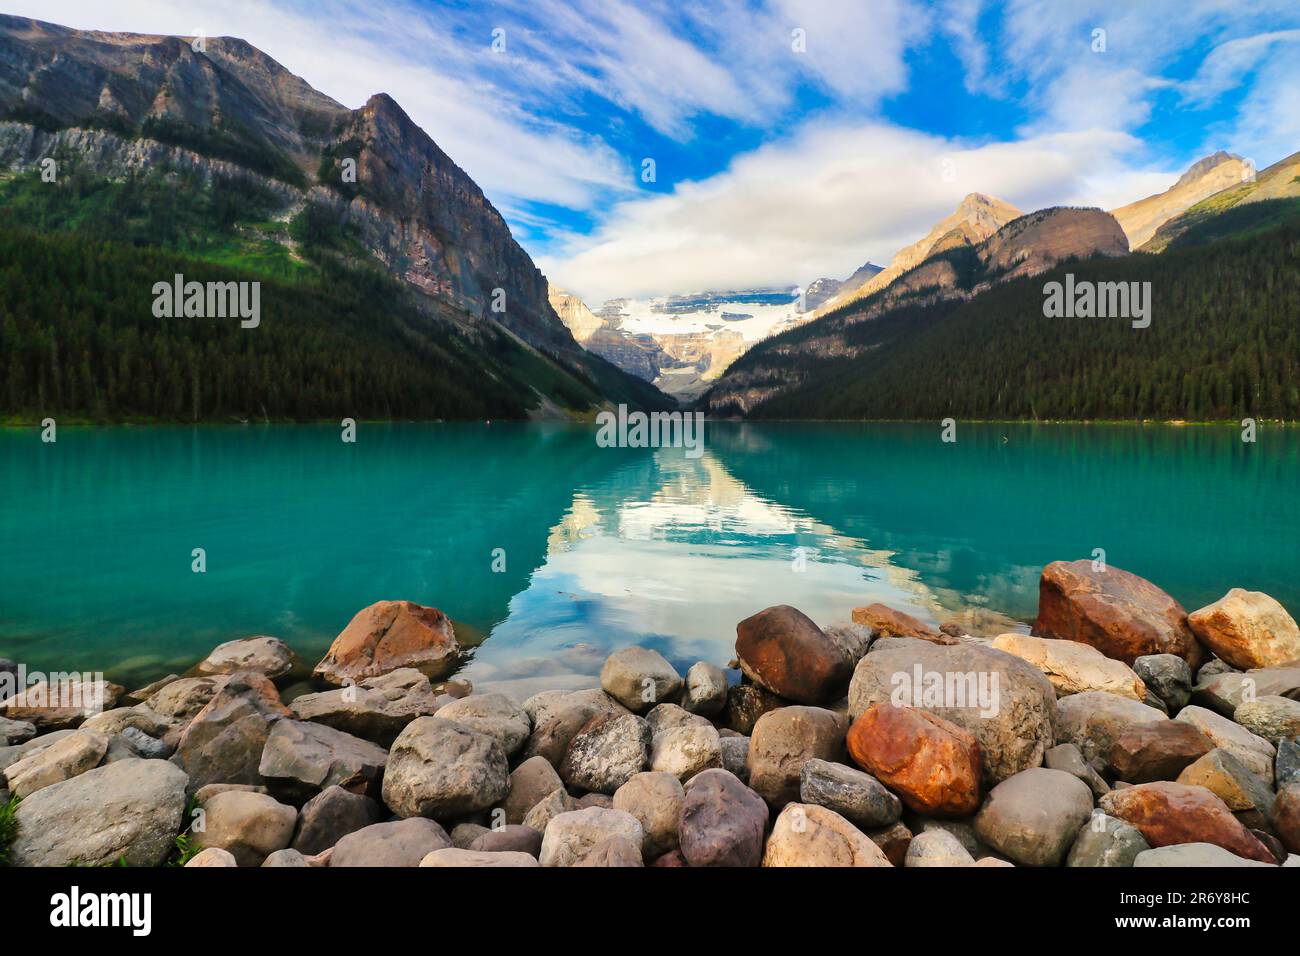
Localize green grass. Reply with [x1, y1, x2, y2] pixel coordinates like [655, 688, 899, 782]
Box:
[0, 794, 20, 866]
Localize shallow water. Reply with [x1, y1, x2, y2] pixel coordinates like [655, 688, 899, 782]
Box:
[1, 421, 1295, 694]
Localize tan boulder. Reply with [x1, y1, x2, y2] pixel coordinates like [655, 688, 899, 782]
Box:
[762, 803, 893, 867]
[1174, 705, 1275, 779]
[313, 600, 460, 686]
[747, 706, 849, 807]
[991, 633, 1146, 699]
[1187, 589, 1300, 670]
[2, 728, 108, 798]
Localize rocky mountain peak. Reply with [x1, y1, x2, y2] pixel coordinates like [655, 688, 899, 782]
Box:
[1175, 150, 1244, 188]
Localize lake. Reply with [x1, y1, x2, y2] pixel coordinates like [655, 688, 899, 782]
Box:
[1, 421, 1296, 696]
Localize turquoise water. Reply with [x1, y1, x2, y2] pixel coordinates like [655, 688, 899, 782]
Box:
[1, 422, 1296, 695]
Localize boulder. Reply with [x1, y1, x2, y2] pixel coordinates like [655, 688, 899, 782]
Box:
[258, 719, 387, 802]
[468, 825, 543, 857]
[719, 735, 749, 782]
[186, 847, 238, 867]
[848, 638, 1055, 784]
[313, 600, 460, 686]
[291, 784, 383, 855]
[1099, 781, 1277, 863]
[1234, 696, 1300, 744]
[288, 668, 439, 744]
[846, 704, 980, 816]
[736, 605, 853, 704]
[721, 683, 786, 735]
[991, 633, 1146, 699]
[681, 662, 729, 716]
[763, 803, 893, 867]
[1274, 782, 1300, 854]
[1044, 743, 1110, 798]
[612, 771, 685, 859]
[498, 755, 564, 825]
[1278, 738, 1300, 789]
[559, 712, 650, 794]
[170, 670, 290, 793]
[974, 768, 1093, 866]
[450, 822, 490, 848]
[262, 848, 309, 867]
[800, 757, 902, 828]
[330, 817, 452, 867]
[538, 807, 644, 867]
[1055, 692, 1169, 763]
[2, 728, 108, 798]
[382, 716, 509, 819]
[521, 691, 627, 765]
[649, 724, 722, 782]
[1177, 749, 1277, 829]
[599, 647, 682, 713]
[1134, 843, 1276, 867]
[1108, 720, 1213, 783]
[0, 716, 36, 746]
[521, 787, 579, 834]
[9, 758, 187, 867]
[748, 706, 849, 807]
[572, 835, 644, 867]
[421, 848, 540, 867]
[1134, 654, 1193, 712]
[433, 694, 531, 757]
[904, 828, 975, 867]
[866, 820, 913, 867]
[1, 677, 124, 731]
[1174, 705, 1275, 779]
[1066, 812, 1150, 867]
[645, 702, 711, 734]
[197, 790, 297, 867]
[196, 636, 295, 680]
[146, 677, 223, 721]
[1187, 589, 1300, 670]
[1033, 560, 1201, 666]
[679, 768, 768, 867]
[1193, 665, 1300, 716]
[851, 604, 949, 642]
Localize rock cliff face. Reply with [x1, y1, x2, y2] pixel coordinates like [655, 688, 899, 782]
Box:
[1111, 151, 1254, 250]
[977, 207, 1129, 280]
[548, 286, 605, 344]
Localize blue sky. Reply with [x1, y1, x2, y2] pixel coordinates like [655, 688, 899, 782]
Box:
[19, 1, 1300, 300]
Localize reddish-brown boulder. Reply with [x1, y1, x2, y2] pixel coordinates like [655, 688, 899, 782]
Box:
[1274, 782, 1300, 854]
[735, 605, 852, 705]
[1109, 721, 1213, 783]
[314, 600, 460, 686]
[1099, 781, 1278, 863]
[850, 604, 953, 643]
[846, 704, 981, 817]
[1033, 560, 1202, 666]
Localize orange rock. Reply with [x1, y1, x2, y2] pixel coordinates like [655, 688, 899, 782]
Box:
[851, 604, 953, 643]
[1099, 781, 1277, 863]
[1033, 560, 1202, 666]
[1109, 721, 1212, 783]
[735, 605, 852, 705]
[314, 600, 460, 686]
[846, 704, 981, 817]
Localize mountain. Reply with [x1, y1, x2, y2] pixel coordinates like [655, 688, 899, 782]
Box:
[1111, 150, 1253, 249]
[703, 205, 1130, 415]
[548, 286, 604, 344]
[803, 261, 884, 311]
[0, 15, 671, 420]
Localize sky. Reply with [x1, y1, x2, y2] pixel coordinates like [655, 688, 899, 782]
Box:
[13, 1, 1300, 302]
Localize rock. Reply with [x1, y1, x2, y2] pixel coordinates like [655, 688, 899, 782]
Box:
[116, 726, 173, 760]
[451, 822, 490, 848]
[1188, 589, 1300, 670]
[197, 790, 297, 867]
[848, 638, 1056, 784]
[681, 662, 729, 716]
[9, 758, 188, 867]
[1066, 812, 1150, 867]
[123, 674, 180, 707]
[991, 633, 1146, 699]
[538, 807, 644, 867]
[598, 647, 682, 713]
[578, 793, 615, 810]
[420, 847, 540, 867]
[0, 716, 35, 746]
[851, 603, 948, 642]
[1, 677, 125, 731]
[258, 719, 387, 802]
[524, 688, 626, 726]
[974, 768, 1094, 867]
[1100, 781, 1277, 863]
[291, 785, 383, 855]
[1134, 843, 1276, 867]
[866, 820, 912, 866]
[313, 599, 460, 686]
[1194, 665, 1300, 716]
[330, 817, 452, 867]
[1109, 721, 1213, 783]
[81, 703, 176, 739]
[1134, 654, 1193, 712]
[468, 825, 543, 857]
[146, 677, 223, 721]
[736, 605, 854, 704]
[1279, 738, 1300, 789]
[651, 849, 688, 867]
[613, 771, 685, 859]
[763, 802, 893, 867]
[498, 755, 564, 825]
[1234, 696, 1300, 743]
[846, 704, 981, 817]
[520, 690, 627, 765]
[1176, 749, 1276, 832]
[196, 636, 295, 680]
[719, 735, 749, 782]
[186, 847, 238, 867]
[1033, 560, 1202, 666]
[1055, 692, 1169, 763]
[195, 782, 268, 802]
[289, 668, 439, 744]
[433, 694, 531, 757]
[649, 723, 722, 782]
[1175, 705, 1275, 779]
[521, 787, 578, 834]
[2, 728, 108, 798]
[721, 683, 786, 735]
[1275, 783, 1300, 854]
[800, 757, 902, 828]
[645, 702, 711, 734]
[559, 712, 650, 794]
[748, 706, 849, 808]
[263, 848, 309, 867]
[170, 670, 291, 793]
[679, 768, 769, 867]
[382, 716, 509, 819]
[573, 835, 644, 867]
[1045, 743, 1110, 799]
[904, 828, 975, 867]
